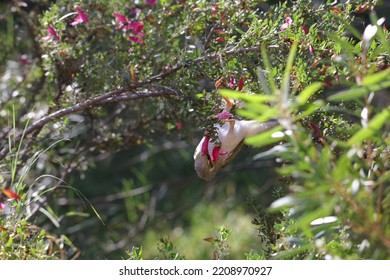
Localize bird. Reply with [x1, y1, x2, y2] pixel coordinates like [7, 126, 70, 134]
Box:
[193, 118, 279, 181]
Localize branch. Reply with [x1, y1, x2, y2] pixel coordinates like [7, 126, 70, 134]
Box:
[0, 46, 262, 161]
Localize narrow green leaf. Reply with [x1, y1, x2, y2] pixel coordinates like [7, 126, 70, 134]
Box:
[245, 125, 284, 148]
[282, 41, 298, 104]
[295, 101, 324, 120]
[348, 107, 390, 144]
[269, 195, 297, 210]
[328, 34, 356, 57]
[261, 44, 277, 93]
[257, 66, 271, 95]
[219, 89, 275, 103]
[296, 198, 336, 238]
[272, 244, 312, 260]
[328, 80, 390, 101]
[362, 68, 390, 86]
[297, 82, 323, 104]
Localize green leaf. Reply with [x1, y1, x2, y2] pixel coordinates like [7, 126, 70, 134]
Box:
[261, 44, 277, 93]
[218, 89, 275, 103]
[296, 198, 337, 238]
[297, 82, 323, 105]
[245, 125, 285, 148]
[328, 80, 390, 101]
[362, 68, 390, 86]
[282, 41, 298, 104]
[272, 243, 312, 260]
[348, 107, 390, 144]
[257, 67, 271, 96]
[295, 101, 324, 120]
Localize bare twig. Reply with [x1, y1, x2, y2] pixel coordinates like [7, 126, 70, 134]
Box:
[203, 22, 219, 52]
[0, 46, 262, 161]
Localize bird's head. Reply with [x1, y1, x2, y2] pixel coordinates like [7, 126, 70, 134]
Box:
[193, 121, 244, 181]
[194, 119, 279, 180]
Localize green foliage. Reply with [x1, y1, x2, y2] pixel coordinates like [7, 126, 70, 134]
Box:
[226, 6, 390, 259]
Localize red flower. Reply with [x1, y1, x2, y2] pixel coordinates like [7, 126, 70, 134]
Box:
[238, 76, 244, 91]
[309, 44, 315, 54]
[309, 122, 324, 143]
[114, 13, 128, 30]
[129, 35, 145, 45]
[201, 136, 210, 155]
[144, 0, 158, 6]
[211, 146, 228, 163]
[2, 189, 20, 200]
[280, 17, 293, 31]
[71, 7, 89, 26]
[211, 146, 221, 163]
[114, 13, 145, 45]
[129, 21, 144, 35]
[302, 26, 309, 35]
[43, 25, 59, 41]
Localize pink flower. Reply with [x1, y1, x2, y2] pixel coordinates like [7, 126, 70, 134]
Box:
[238, 76, 244, 91]
[0, 202, 5, 210]
[211, 146, 228, 163]
[280, 17, 293, 31]
[144, 0, 158, 6]
[217, 111, 232, 120]
[211, 146, 221, 163]
[71, 7, 89, 26]
[129, 21, 144, 35]
[201, 136, 210, 155]
[129, 35, 145, 45]
[114, 13, 145, 45]
[114, 13, 129, 30]
[43, 25, 59, 41]
[114, 13, 127, 22]
[228, 75, 235, 88]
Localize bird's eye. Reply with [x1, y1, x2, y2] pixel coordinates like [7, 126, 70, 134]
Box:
[206, 155, 215, 169]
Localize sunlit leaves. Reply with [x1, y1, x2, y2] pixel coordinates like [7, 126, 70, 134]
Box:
[329, 79, 390, 101]
[297, 82, 323, 105]
[348, 107, 390, 144]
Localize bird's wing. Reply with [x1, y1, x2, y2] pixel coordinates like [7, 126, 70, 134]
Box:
[221, 139, 245, 168]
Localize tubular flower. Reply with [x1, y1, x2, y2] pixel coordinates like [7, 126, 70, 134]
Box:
[237, 76, 244, 91]
[144, 0, 158, 6]
[70, 7, 89, 26]
[280, 17, 293, 31]
[43, 25, 59, 41]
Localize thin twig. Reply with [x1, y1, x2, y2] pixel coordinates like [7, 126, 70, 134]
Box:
[0, 46, 262, 161]
[203, 22, 219, 52]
